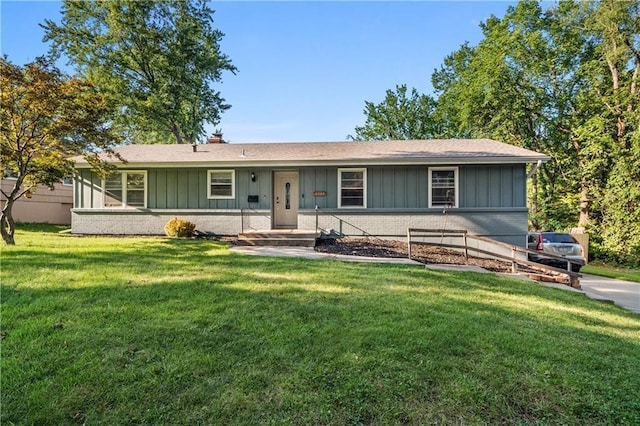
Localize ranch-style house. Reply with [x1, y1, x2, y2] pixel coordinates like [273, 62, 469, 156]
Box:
[71, 137, 549, 245]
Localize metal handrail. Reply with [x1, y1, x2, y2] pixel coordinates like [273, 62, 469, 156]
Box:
[240, 208, 272, 233]
[314, 206, 383, 241]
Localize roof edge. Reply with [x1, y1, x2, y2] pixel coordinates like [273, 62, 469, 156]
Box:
[73, 156, 550, 169]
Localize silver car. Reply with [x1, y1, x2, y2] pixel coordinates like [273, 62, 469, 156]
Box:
[527, 232, 586, 272]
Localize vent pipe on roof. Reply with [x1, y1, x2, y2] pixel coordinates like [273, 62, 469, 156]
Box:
[192, 144, 197, 152]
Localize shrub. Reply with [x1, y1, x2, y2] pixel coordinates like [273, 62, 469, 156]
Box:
[164, 218, 196, 238]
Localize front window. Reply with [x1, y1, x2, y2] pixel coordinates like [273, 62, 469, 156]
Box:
[125, 173, 146, 206]
[429, 167, 458, 208]
[338, 168, 366, 208]
[3, 169, 18, 179]
[208, 170, 235, 199]
[103, 171, 147, 208]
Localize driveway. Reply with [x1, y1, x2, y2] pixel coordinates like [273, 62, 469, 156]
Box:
[579, 274, 640, 314]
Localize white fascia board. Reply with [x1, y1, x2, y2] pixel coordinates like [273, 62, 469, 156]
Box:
[73, 155, 550, 169]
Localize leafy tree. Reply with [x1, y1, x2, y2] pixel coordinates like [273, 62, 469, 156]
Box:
[600, 148, 640, 265]
[349, 85, 444, 140]
[43, 0, 237, 144]
[0, 57, 119, 245]
[430, 43, 476, 139]
[431, 1, 591, 229]
[585, 0, 640, 265]
[430, 0, 640, 264]
[355, 0, 639, 264]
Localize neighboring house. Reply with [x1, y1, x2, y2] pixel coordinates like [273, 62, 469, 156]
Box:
[71, 138, 549, 245]
[1, 178, 74, 225]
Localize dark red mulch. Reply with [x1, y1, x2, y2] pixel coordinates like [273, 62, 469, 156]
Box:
[314, 237, 524, 273]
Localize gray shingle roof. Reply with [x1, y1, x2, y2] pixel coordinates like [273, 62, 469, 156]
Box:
[74, 139, 549, 168]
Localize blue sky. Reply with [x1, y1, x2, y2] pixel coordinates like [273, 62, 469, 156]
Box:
[1, 1, 519, 143]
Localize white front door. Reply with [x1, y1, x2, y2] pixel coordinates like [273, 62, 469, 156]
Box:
[273, 171, 298, 229]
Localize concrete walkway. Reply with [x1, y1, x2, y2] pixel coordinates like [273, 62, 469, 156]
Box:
[230, 246, 421, 265]
[229, 246, 640, 314]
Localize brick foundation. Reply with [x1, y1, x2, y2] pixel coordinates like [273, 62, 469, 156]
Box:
[72, 208, 527, 245]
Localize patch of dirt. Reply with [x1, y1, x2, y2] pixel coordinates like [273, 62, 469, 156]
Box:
[314, 237, 525, 273]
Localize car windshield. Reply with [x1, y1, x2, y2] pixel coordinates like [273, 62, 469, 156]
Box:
[542, 233, 577, 244]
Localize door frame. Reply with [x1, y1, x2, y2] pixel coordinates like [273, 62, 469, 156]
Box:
[272, 170, 299, 229]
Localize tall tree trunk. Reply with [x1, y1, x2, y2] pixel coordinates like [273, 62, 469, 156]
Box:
[1, 176, 26, 245]
[578, 180, 590, 228]
[171, 122, 184, 144]
[606, 50, 626, 147]
[1, 203, 16, 245]
[574, 141, 591, 228]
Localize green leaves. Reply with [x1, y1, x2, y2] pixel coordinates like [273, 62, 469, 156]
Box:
[43, 0, 237, 144]
[349, 85, 443, 141]
[433, 0, 640, 265]
[352, 0, 640, 265]
[0, 57, 119, 244]
[601, 154, 640, 265]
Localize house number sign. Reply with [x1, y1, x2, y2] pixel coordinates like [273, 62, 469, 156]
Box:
[313, 191, 327, 197]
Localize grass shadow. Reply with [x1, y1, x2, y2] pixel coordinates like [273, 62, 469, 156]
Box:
[3, 225, 640, 424]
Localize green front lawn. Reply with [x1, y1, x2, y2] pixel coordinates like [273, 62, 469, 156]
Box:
[582, 262, 640, 284]
[2, 225, 639, 424]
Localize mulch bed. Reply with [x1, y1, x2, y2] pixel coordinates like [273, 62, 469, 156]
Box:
[227, 235, 558, 280]
[314, 237, 520, 273]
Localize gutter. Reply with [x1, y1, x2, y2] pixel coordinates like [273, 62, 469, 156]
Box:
[74, 156, 552, 169]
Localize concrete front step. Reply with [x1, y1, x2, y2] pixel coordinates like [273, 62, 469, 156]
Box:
[237, 230, 320, 247]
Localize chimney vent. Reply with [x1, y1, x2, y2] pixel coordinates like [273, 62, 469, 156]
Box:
[207, 133, 225, 144]
[192, 144, 197, 152]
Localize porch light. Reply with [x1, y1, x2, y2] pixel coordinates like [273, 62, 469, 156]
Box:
[251, 172, 256, 182]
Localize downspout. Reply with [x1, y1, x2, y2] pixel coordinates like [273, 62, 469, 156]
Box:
[527, 160, 542, 178]
[527, 160, 543, 231]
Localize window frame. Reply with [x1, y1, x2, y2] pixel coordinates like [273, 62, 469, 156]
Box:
[3, 169, 18, 180]
[428, 166, 459, 208]
[62, 177, 73, 186]
[207, 169, 236, 200]
[338, 168, 367, 208]
[102, 170, 147, 208]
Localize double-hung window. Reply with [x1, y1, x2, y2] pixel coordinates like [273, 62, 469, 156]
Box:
[104, 171, 147, 208]
[338, 168, 366, 208]
[428, 167, 458, 208]
[208, 170, 235, 199]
